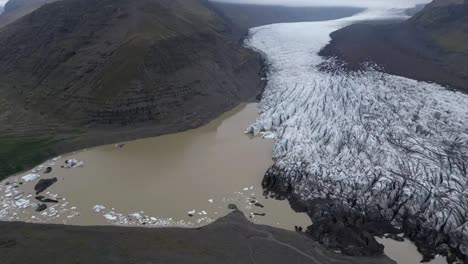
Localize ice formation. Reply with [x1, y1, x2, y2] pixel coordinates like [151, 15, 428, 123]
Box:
[245, 9, 468, 256]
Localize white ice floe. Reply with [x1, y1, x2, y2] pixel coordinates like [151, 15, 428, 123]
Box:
[208, 199, 214, 203]
[93, 205, 106, 213]
[21, 174, 40, 182]
[15, 199, 31, 208]
[104, 214, 117, 221]
[62, 159, 84, 169]
[188, 210, 196, 216]
[129, 213, 142, 219]
[245, 8, 468, 255]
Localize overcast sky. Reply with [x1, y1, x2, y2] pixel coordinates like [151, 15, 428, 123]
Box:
[211, 0, 431, 8]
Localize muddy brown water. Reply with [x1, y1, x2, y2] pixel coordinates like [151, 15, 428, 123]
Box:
[0, 103, 311, 230]
[377, 237, 448, 264]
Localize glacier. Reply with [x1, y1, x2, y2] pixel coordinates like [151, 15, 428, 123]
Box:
[245, 9, 468, 260]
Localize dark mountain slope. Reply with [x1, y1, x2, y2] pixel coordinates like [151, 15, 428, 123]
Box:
[0, 0, 264, 178]
[320, 0, 468, 92]
[210, 2, 363, 29]
[0, 0, 58, 28]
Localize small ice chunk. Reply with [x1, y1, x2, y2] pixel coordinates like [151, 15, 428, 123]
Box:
[243, 187, 249, 191]
[188, 210, 196, 216]
[21, 174, 40, 182]
[15, 199, 31, 208]
[130, 213, 142, 219]
[208, 199, 213, 203]
[62, 159, 84, 169]
[104, 214, 117, 221]
[201, 211, 207, 215]
[93, 205, 106, 213]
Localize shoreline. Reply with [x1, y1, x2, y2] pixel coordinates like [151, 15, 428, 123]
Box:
[0, 209, 396, 264]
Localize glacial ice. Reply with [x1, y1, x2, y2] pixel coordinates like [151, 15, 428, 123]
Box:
[245, 9, 468, 254]
[21, 174, 40, 182]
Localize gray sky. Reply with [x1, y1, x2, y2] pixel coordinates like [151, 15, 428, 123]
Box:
[0, 0, 432, 10]
[211, 0, 431, 8]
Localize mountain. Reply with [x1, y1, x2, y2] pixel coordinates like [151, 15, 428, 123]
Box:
[210, 2, 364, 29]
[0, 0, 265, 179]
[319, 0, 468, 92]
[0, 0, 57, 28]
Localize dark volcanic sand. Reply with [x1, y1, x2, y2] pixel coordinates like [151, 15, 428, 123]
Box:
[0, 210, 396, 264]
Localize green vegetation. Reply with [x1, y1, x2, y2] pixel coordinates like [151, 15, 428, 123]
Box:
[0, 137, 55, 180]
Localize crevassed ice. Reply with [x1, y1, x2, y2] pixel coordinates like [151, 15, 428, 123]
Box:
[245, 9, 468, 251]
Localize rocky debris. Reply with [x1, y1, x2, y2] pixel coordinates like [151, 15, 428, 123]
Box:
[188, 210, 196, 217]
[294, 226, 303, 232]
[254, 202, 264, 208]
[34, 178, 57, 195]
[228, 204, 238, 210]
[44, 167, 52, 174]
[384, 234, 404, 242]
[115, 144, 125, 149]
[35, 196, 58, 203]
[253, 213, 266, 216]
[35, 204, 47, 212]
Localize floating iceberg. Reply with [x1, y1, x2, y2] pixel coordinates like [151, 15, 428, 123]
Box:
[21, 174, 40, 182]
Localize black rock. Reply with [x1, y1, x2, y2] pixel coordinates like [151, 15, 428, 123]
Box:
[385, 234, 405, 242]
[34, 178, 58, 194]
[254, 202, 264, 208]
[44, 167, 52, 174]
[35, 204, 47, 212]
[35, 196, 59, 203]
[228, 204, 238, 210]
[253, 213, 266, 216]
[4, 182, 10, 186]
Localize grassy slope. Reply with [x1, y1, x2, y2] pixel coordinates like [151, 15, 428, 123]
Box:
[0, 137, 55, 179]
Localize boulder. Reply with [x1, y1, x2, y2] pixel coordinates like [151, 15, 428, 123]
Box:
[34, 178, 57, 194]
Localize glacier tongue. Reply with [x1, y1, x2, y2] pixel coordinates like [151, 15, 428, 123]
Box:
[246, 9, 468, 258]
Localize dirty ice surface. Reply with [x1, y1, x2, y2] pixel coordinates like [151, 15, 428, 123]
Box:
[245, 7, 465, 263]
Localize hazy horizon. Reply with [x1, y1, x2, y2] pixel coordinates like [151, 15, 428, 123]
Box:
[211, 0, 431, 9]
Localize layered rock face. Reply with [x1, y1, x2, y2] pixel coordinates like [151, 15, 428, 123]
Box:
[246, 8, 468, 262]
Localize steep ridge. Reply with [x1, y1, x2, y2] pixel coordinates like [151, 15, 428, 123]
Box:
[0, 0, 58, 28]
[0, 0, 265, 178]
[320, 0, 468, 92]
